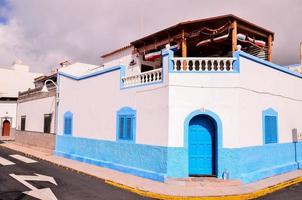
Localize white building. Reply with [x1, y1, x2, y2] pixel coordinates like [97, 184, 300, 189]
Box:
[55, 15, 302, 183]
[16, 73, 57, 149]
[0, 61, 42, 140]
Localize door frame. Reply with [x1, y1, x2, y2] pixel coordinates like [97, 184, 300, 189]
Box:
[184, 109, 223, 177]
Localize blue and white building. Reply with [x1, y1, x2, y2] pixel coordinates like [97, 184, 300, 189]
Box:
[54, 15, 302, 183]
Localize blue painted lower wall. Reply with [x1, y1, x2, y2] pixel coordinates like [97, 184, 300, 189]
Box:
[220, 142, 302, 183]
[55, 135, 302, 183]
[55, 135, 184, 182]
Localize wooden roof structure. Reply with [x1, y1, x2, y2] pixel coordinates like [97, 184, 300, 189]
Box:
[130, 14, 274, 61]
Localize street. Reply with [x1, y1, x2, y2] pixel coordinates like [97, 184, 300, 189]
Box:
[256, 182, 302, 200]
[0, 146, 151, 200]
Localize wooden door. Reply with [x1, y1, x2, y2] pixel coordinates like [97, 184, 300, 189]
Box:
[2, 120, 10, 136]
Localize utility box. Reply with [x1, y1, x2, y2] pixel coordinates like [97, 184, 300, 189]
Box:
[292, 128, 302, 143]
[293, 129, 298, 143]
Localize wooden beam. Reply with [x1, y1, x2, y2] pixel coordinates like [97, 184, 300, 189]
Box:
[231, 20, 237, 52]
[136, 33, 182, 54]
[267, 34, 273, 62]
[237, 24, 269, 38]
[181, 30, 187, 57]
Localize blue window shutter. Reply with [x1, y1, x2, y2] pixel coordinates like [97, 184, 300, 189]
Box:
[270, 116, 277, 143]
[63, 112, 73, 135]
[119, 116, 125, 139]
[68, 118, 71, 135]
[265, 116, 277, 144]
[64, 117, 68, 134]
[116, 107, 136, 142]
[126, 117, 132, 140]
[265, 116, 271, 143]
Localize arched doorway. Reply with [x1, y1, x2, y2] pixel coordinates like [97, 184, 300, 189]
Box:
[2, 120, 10, 136]
[188, 115, 217, 176]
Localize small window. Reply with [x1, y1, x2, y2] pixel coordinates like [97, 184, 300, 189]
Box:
[64, 111, 73, 135]
[21, 116, 26, 131]
[117, 107, 136, 142]
[262, 108, 278, 144]
[44, 114, 52, 133]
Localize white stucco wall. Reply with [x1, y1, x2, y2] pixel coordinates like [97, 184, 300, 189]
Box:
[0, 102, 17, 128]
[57, 67, 169, 146]
[17, 96, 56, 133]
[168, 54, 302, 148]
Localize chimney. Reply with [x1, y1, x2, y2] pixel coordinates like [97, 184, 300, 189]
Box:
[59, 60, 71, 68]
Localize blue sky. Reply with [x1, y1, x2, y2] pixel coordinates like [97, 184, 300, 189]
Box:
[0, 0, 8, 24]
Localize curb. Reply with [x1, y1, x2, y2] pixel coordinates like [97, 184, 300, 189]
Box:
[1, 144, 302, 200]
[105, 176, 302, 200]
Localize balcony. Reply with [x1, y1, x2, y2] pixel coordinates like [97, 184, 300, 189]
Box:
[122, 68, 162, 88]
[171, 57, 236, 72]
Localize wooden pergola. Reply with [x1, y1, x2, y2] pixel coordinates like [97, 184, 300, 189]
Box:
[131, 14, 274, 61]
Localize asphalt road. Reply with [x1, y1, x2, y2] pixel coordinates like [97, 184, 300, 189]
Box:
[256, 182, 302, 200]
[0, 146, 153, 200]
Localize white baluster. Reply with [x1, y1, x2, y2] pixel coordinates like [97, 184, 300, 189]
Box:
[193, 59, 196, 71]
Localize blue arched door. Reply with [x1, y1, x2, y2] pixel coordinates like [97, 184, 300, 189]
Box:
[189, 115, 216, 176]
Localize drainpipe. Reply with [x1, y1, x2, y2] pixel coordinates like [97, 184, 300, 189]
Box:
[292, 129, 299, 169]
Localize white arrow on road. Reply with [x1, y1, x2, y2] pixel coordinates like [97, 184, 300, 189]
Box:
[24, 188, 58, 200]
[9, 173, 58, 200]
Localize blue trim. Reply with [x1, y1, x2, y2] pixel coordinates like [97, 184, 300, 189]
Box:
[232, 51, 240, 72]
[166, 49, 174, 72]
[119, 65, 126, 89]
[183, 109, 223, 177]
[59, 65, 122, 81]
[262, 108, 278, 144]
[63, 111, 73, 135]
[116, 107, 136, 143]
[284, 63, 300, 68]
[238, 51, 302, 79]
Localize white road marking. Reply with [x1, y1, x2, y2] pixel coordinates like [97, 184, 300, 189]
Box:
[24, 188, 58, 200]
[0, 156, 15, 166]
[9, 173, 58, 200]
[10, 154, 37, 163]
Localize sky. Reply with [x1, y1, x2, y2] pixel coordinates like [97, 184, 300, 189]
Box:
[0, 0, 301, 73]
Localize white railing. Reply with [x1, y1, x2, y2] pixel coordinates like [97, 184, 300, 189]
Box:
[122, 68, 162, 87]
[171, 57, 236, 72]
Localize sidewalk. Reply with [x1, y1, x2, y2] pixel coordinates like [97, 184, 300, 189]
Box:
[1, 141, 302, 200]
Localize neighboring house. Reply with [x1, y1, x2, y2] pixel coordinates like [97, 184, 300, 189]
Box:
[0, 61, 42, 140]
[55, 14, 302, 184]
[16, 72, 57, 150]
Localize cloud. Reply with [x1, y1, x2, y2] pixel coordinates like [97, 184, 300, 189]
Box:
[0, 0, 301, 73]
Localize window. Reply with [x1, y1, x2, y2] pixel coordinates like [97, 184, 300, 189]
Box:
[64, 111, 73, 135]
[117, 107, 136, 142]
[44, 114, 52, 133]
[21, 116, 26, 131]
[262, 108, 278, 144]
